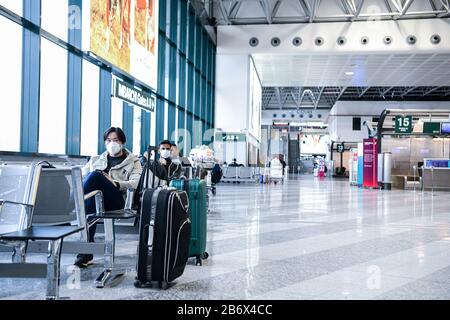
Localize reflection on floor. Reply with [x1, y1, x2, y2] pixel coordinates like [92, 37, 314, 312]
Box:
[2, 175, 450, 300]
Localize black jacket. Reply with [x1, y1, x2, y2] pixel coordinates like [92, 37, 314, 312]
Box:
[140, 156, 182, 182]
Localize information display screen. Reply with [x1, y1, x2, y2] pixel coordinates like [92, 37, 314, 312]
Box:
[441, 123, 450, 134]
[425, 160, 450, 168]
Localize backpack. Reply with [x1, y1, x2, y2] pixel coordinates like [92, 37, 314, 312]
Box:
[211, 164, 223, 184]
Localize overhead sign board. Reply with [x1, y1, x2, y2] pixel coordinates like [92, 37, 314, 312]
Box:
[113, 78, 155, 111]
[423, 122, 441, 134]
[395, 116, 412, 134]
[216, 133, 247, 142]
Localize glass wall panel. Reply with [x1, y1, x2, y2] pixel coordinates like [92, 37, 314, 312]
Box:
[0, 0, 23, 16]
[80, 60, 100, 156]
[0, 16, 22, 152]
[41, 0, 69, 42]
[39, 38, 68, 154]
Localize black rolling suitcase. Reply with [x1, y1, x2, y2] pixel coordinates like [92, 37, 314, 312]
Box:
[135, 147, 191, 289]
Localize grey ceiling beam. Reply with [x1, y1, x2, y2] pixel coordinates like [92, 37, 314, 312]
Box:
[340, 0, 352, 14]
[336, 86, 348, 101]
[314, 87, 325, 110]
[437, 0, 450, 16]
[343, 0, 357, 14]
[229, 16, 310, 24]
[429, 0, 437, 11]
[290, 91, 300, 108]
[384, 0, 394, 12]
[389, 0, 402, 12]
[400, 86, 417, 97]
[259, 0, 273, 24]
[309, 0, 320, 23]
[229, 1, 242, 19]
[395, 0, 414, 19]
[440, 0, 450, 10]
[351, 0, 365, 21]
[423, 87, 441, 96]
[299, 0, 311, 18]
[272, 0, 283, 18]
[358, 86, 371, 98]
[381, 86, 394, 96]
[218, 0, 231, 24]
[275, 88, 284, 109]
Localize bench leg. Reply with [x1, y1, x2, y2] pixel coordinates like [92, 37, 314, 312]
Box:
[95, 219, 121, 288]
[12, 241, 27, 263]
[46, 239, 63, 300]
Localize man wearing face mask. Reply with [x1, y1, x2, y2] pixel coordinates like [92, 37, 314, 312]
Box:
[74, 127, 142, 268]
[156, 140, 182, 182]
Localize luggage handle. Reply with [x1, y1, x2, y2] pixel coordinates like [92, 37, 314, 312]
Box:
[145, 145, 159, 189]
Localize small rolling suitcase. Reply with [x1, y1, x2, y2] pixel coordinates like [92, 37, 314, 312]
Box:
[135, 147, 191, 289]
[170, 178, 208, 266]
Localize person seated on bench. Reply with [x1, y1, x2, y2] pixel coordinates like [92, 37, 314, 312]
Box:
[229, 158, 239, 167]
[74, 127, 142, 268]
[141, 140, 182, 183]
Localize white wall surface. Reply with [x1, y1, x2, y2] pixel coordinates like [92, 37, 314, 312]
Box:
[215, 54, 249, 132]
[217, 19, 450, 55]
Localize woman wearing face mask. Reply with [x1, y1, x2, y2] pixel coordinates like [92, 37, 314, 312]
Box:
[75, 127, 142, 268]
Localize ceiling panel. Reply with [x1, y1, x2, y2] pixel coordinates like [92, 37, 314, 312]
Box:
[253, 53, 450, 87]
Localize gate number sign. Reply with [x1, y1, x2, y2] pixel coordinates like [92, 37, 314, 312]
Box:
[395, 116, 412, 134]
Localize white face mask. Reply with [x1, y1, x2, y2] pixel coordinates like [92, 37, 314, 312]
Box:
[106, 142, 122, 156]
[160, 149, 171, 159]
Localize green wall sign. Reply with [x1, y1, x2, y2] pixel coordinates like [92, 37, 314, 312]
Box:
[395, 116, 412, 134]
[216, 133, 247, 142]
[114, 78, 155, 111]
[423, 122, 441, 134]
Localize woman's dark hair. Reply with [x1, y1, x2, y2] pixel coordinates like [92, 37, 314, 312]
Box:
[103, 127, 126, 144]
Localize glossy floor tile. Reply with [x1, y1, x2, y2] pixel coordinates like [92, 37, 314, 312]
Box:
[1, 175, 450, 300]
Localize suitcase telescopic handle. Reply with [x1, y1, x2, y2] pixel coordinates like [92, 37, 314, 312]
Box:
[146, 145, 158, 189]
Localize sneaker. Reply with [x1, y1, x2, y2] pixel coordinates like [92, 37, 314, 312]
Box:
[74, 254, 94, 268]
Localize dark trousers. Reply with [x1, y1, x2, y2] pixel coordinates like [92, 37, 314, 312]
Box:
[84, 171, 125, 242]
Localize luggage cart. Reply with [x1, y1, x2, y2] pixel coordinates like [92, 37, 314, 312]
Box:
[269, 159, 284, 184]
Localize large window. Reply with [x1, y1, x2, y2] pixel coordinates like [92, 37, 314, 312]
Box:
[39, 39, 68, 154]
[0, 16, 22, 152]
[0, 0, 23, 16]
[133, 107, 142, 155]
[80, 60, 100, 156]
[111, 98, 124, 128]
[150, 108, 156, 146]
[41, 0, 69, 42]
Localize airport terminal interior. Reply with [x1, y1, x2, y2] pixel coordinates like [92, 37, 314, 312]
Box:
[1, 0, 450, 301]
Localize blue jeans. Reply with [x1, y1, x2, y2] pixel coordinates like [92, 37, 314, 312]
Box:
[84, 171, 125, 242]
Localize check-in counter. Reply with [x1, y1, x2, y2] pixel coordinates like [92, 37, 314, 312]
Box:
[422, 167, 450, 191]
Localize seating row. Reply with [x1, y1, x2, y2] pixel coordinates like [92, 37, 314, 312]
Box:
[0, 162, 136, 299]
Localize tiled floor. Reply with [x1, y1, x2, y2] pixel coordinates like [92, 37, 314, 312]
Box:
[2, 175, 450, 300]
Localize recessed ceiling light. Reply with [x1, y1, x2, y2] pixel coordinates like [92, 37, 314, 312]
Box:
[345, 71, 354, 76]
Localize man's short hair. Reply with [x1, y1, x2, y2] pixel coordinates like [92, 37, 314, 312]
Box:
[103, 127, 126, 144]
[159, 140, 172, 147]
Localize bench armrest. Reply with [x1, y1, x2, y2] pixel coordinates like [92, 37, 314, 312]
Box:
[83, 190, 104, 215]
[124, 189, 135, 211]
[0, 200, 33, 208]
